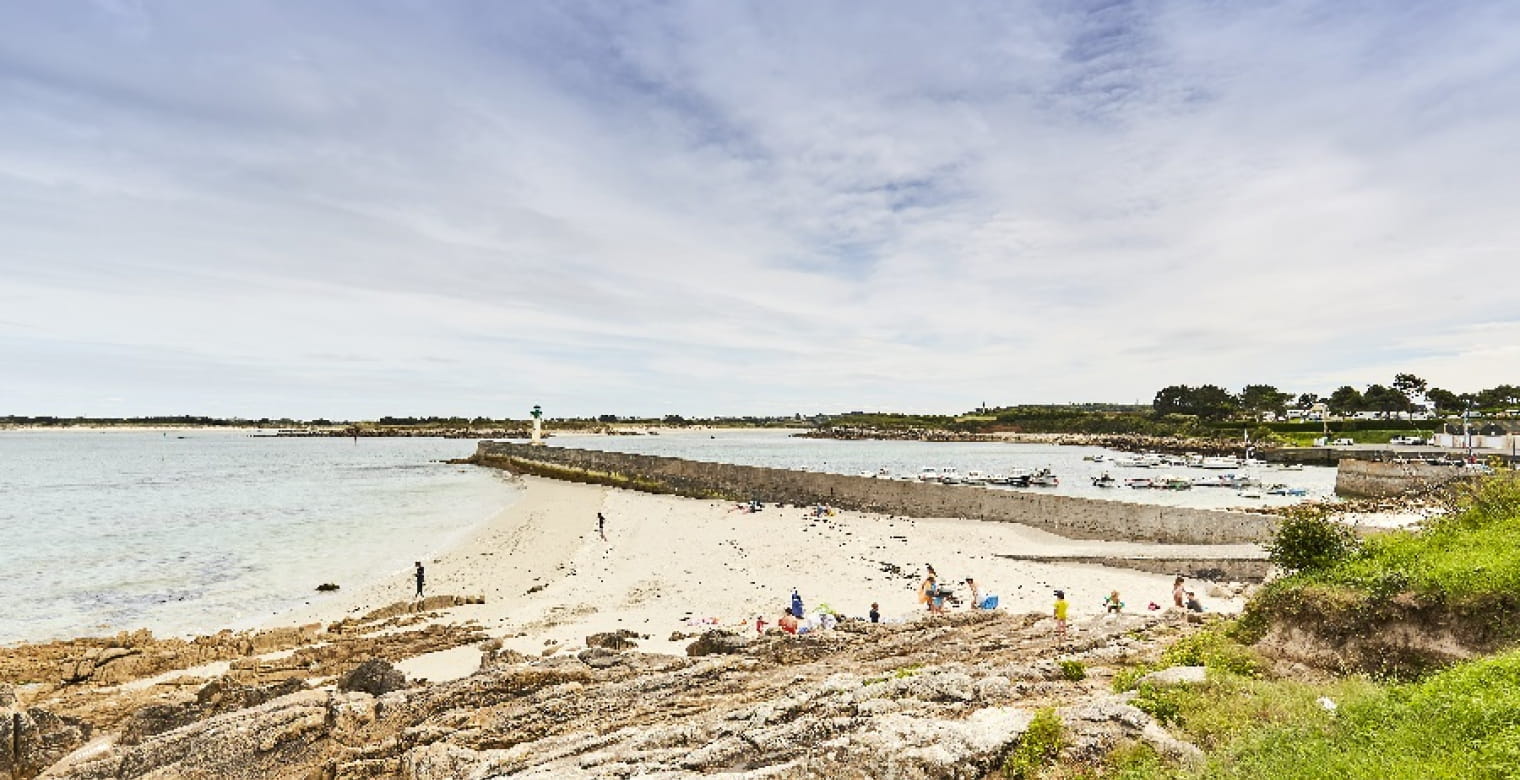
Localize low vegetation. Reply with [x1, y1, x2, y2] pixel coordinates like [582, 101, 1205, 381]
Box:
[1085, 473, 1520, 779]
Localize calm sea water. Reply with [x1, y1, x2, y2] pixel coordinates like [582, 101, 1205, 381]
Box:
[1, 431, 512, 645]
[542, 429, 1337, 509]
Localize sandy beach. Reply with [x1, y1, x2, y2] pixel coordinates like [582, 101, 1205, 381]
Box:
[280, 474, 1251, 680]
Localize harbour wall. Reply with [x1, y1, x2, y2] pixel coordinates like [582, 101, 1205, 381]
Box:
[1334, 460, 1470, 498]
[473, 442, 1277, 545]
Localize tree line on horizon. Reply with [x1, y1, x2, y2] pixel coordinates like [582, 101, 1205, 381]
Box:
[1152, 375, 1520, 421]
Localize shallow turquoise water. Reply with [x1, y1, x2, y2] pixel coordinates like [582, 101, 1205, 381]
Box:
[0, 431, 513, 644]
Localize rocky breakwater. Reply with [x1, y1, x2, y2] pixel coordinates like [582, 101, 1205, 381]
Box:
[34, 610, 1220, 779]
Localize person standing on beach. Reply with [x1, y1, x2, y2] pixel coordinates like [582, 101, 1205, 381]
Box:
[1053, 590, 1069, 638]
[597, 512, 607, 541]
[791, 588, 804, 619]
[1173, 576, 1187, 609]
[414, 561, 425, 598]
[965, 577, 982, 609]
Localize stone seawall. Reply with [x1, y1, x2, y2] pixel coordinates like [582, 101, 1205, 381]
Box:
[1335, 459, 1468, 498]
[474, 442, 1276, 545]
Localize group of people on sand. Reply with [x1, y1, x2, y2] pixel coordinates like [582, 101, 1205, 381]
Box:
[762, 588, 851, 635]
[918, 564, 998, 613]
[1051, 576, 1206, 637]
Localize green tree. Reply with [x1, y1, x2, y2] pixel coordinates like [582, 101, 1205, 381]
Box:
[1327, 385, 1364, 416]
[1476, 384, 1520, 410]
[1426, 388, 1461, 414]
[1240, 384, 1292, 418]
[1190, 384, 1239, 420]
[1152, 385, 1191, 417]
[1296, 392, 1321, 409]
[1393, 373, 1428, 414]
[1363, 384, 1409, 418]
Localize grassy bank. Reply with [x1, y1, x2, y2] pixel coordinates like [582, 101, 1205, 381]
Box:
[1238, 473, 1520, 669]
[1101, 634, 1520, 779]
[1071, 474, 1520, 778]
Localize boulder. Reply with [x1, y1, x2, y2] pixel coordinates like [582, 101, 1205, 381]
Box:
[585, 630, 641, 651]
[196, 676, 309, 715]
[685, 630, 751, 657]
[337, 659, 408, 696]
[0, 706, 92, 779]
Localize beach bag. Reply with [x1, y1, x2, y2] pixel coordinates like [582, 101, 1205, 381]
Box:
[981, 595, 999, 609]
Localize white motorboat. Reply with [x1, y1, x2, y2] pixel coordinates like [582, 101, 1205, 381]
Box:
[1198, 456, 1242, 469]
[1027, 468, 1059, 487]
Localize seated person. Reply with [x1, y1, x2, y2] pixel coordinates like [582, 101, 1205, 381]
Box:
[1103, 590, 1124, 613]
[1185, 591, 1205, 612]
[778, 610, 800, 634]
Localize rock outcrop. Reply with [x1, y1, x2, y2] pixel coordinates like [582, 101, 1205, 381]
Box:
[36, 611, 1204, 779]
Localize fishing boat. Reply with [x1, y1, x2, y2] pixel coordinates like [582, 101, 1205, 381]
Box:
[1266, 484, 1308, 496]
[916, 467, 941, 482]
[938, 467, 963, 485]
[1157, 475, 1193, 490]
[961, 470, 990, 485]
[1125, 477, 1155, 489]
[1027, 468, 1059, 487]
[1111, 454, 1165, 468]
[1197, 456, 1242, 469]
[1091, 473, 1119, 488]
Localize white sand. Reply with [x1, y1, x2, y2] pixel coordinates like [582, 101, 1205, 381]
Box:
[284, 476, 1251, 677]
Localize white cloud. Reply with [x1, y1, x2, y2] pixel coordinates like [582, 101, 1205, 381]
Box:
[1, 1, 1517, 417]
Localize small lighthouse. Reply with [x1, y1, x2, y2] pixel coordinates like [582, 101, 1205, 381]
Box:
[530, 404, 544, 446]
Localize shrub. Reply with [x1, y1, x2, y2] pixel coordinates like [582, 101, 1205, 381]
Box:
[1059, 659, 1088, 681]
[1003, 707, 1063, 779]
[1161, 625, 1265, 678]
[1265, 505, 1360, 573]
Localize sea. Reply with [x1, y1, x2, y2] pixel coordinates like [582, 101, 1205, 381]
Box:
[2, 428, 1334, 646]
[1, 430, 510, 645]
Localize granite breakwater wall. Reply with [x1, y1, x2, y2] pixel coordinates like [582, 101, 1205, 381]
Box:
[473, 442, 1276, 545]
[1334, 459, 1471, 498]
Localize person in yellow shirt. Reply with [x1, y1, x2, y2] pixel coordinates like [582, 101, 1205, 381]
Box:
[1053, 590, 1069, 638]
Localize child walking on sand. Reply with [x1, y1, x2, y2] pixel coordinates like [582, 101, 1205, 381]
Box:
[1053, 590, 1069, 638]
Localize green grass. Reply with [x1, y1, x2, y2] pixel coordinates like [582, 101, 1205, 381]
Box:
[1104, 649, 1520, 779]
[1203, 649, 1520, 779]
[1093, 475, 1520, 779]
[1003, 707, 1064, 779]
[1242, 474, 1520, 648]
[1278, 474, 1520, 596]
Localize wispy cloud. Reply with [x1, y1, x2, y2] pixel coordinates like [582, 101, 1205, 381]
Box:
[2, 1, 1517, 417]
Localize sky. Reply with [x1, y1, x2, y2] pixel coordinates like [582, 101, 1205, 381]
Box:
[2, 1, 1518, 419]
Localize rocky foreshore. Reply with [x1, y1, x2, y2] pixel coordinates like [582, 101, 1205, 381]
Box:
[5, 607, 1219, 779]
